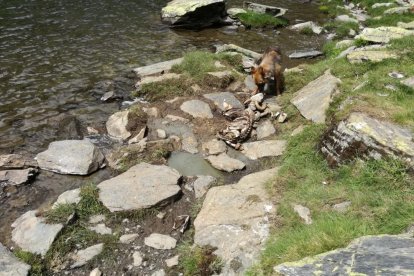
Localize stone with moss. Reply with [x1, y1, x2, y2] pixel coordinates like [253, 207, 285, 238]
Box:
[356, 26, 414, 43]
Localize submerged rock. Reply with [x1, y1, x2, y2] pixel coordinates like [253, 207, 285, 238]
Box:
[35, 140, 105, 175]
[289, 21, 323, 34]
[275, 232, 414, 275]
[291, 70, 341, 123]
[161, 0, 226, 28]
[98, 163, 181, 212]
[194, 168, 277, 275]
[12, 210, 63, 256]
[320, 112, 414, 167]
[0, 243, 31, 276]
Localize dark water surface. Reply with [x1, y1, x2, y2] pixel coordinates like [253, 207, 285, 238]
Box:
[0, 0, 325, 154]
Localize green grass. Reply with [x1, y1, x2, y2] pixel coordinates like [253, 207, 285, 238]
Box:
[45, 203, 76, 224]
[324, 21, 359, 39]
[178, 243, 223, 276]
[299, 26, 315, 35]
[247, 125, 414, 275]
[236, 11, 289, 28]
[14, 250, 45, 276]
[365, 13, 414, 28]
[77, 183, 109, 219]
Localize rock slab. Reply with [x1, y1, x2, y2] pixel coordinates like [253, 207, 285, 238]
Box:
[256, 120, 276, 140]
[0, 243, 31, 276]
[71, 243, 104, 268]
[275, 233, 414, 275]
[12, 210, 63, 256]
[180, 100, 213, 119]
[53, 188, 81, 209]
[194, 168, 278, 275]
[0, 168, 36, 186]
[206, 153, 245, 172]
[202, 139, 227, 155]
[98, 163, 181, 212]
[242, 140, 287, 160]
[35, 140, 105, 175]
[356, 26, 414, 43]
[347, 50, 397, 63]
[193, 175, 216, 198]
[291, 70, 341, 123]
[0, 154, 37, 169]
[133, 58, 183, 77]
[144, 233, 177, 250]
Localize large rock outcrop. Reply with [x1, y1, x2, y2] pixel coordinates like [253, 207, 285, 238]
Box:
[275, 232, 414, 275]
[321, 112, 414, 167]
[194, 168, 277, 275]
[161, 0, 226, 28]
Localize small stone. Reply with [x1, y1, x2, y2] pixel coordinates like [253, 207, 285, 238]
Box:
[256, 120, 276, 140]
[88, 224, 112, 235]
[401, 77, 414, 89]
[336, 39, 354, 48]
[53, 188, 81, 209]
[133, 251, 143, 266]
[120, 234, 139, 244]
[144, 233, 177, 250]
[203, 92, 244, 111]
[89, 215, 106, 224]
[151, 269, 166, 276]
[193, 175, 216, 198]
[128, 126, 147, 144]
[332, 201, 351, 213]
[191, 84, 202, 93]
[71, 243, 104, 268]
[166, 255, 179, 267]
[278, 112, 288, 123]
[388, 71, 405, 79]
[157, 129, 167, 139]
[202, 139, 227, 155]
[100, 91, 117, 102]
[89, 268, 102, 276]
[157, 212, 166, 219]
[349, 29, 356, 36]
[206, 153, 246, 172]
[384, 84, 397, 91]
[293, 204, 312, 224]
[227, 8, 247, 17]
[87, 126, 99, 135]
[289, 21, 323, 34]
[336, 14, 358, 23]
[205, 71, 235, 88]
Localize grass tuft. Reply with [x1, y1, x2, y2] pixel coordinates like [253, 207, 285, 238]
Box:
[14, 250, 45, 276]
[178, 243, 223, 276]
[77, 183, 109, 220]
[45, 203, 76, 224]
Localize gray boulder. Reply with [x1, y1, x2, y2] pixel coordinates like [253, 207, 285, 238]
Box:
[133, 58, 183, 78]
[161, 0, 226, 28]
[242, 140, 287, 160]
[356, 26, 414, 43]
[144, 233, 177, 249]
[35, 140, 105, 175]
[0, 243, 31, 276]
[256, 120, 276, 140]
[71, 243, 103, 268]
[98, 163, 181, 212]
[291, 70, 341, 123]
[180, 100, 213, 119]
[289, 50, 324, 59]
[106, 110, 131, 141]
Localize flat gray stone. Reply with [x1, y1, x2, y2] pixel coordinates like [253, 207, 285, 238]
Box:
[332, 201, 351, 212]
[36, 140, 105, 175]
[0, 168, 36, 186]
[242, 140, 287, 160]
[182, 133, 199, 154]
[203, 92, 243, 111]
[202, 139, 227, 155]
[137, 73, 181, 86]
[194, 168, 278, 275]
[289, 50, 323, 59]
[206, 153, 245, 172]
[144, 233, 177, 250]
[291, 70, 341, 123]
[289, 21, 323, 34]
[88, 224, 112, 235]
[119, 233, 139, 244]
[52, 188, 81, 209]
[71, 243, 103, 268]
[256, 120, 276, 140]
[180, 100, 213, 119]
[166, 255, 179, 267]
[133, 251, 143, 266]
[0, 154, 37, 170]
[347, 50, 397, 63]
[98, 163, 181, 212]
[293, 204, 312, 224]
[133, 58, 183, 77]
[336, 14, 358, 23]
[106, 110, 131, 141]
[275, 233, 414, 275]
[384, 6, 411, 14]
[401, 76, 414, 89]
[356, 27, 414, 43]
[12, 210, 63, 256]
[244, 1, 287, 17]
[193, 175, 216, 198]
[398, 21, 414, 29]
[0, 243, 31, 276]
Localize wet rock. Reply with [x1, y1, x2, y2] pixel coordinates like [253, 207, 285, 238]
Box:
[289, 21, 323, 34]
[274, 233, 414, 275]
[291, 70, 341, 123]
[106, 110, 131, 141]
[336, 14, 358, 23]
[166, 255, 179, 267]
[289, 50, 324, 59]
[89, 215, 106, 224]
[206, 153, 246, 172]
[320, 112, 414, 167]
[35, 140, 105, 175]
[137, 73, 181, 87]
[133, 58, 183, 78]
[88, 224, 112, 235]
[347, 50, 397, 63]
[98, 163, 181, 212]
[144, 233, 177, 250]
[48, 114, 83, 141]
[0, 154, 37, 170]
[194, 168, 277, 275]
[180, 100, 213, 119]
[256, 120, 276, 140]
[384, 6, 411, 14]
[0, 242, 31, 276]
[161, 0, 226, 28]
[71, 243, 104, 268]
[398, 21, 414, 29]
[356, 26, 414, 43]
[401, 76, 414, 89]
[332, 201, 351, 213]
[194, 175, 216, 198]
[89, 268, 102, 276]
[12, 210, 63, 256]
[205, 71, 235, 89]
[227, 8, 247, 18]
[120, 233, 139, 244]
[203, 92, 243, 111]
[242, 140, 286, 160]
[244, 1, 287, 17]
[202, 139, 227, 155]
[133, 251, 143, 266]
[52, 188, 80, 209]
[293, 204, 312, 224]
[0, 168, 37, 186]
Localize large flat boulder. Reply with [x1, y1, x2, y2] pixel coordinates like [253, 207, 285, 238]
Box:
[242, 140, 287, 160]
[12, 210, 63, 256]
[180, 100, 213, 119]
[347, 49, 397, 63]
[275, 233, 414, 275]
[35, 140, 105, 175]
[194, 168, 278, 275]
[161, 0, 226, 28]
[203, 92, 243, 111]
[98, 163, 181, 212]
[321, 112, 414, 167]
[291, 70, 341, 123]
[133, 58, 183, 78]
[0, 243, 31, 276]
[356, 27, 414, 43]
